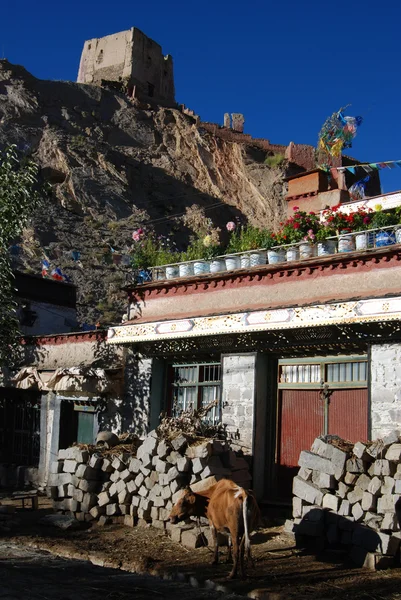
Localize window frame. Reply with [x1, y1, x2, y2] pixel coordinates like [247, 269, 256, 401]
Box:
[278, 355, 368, 390]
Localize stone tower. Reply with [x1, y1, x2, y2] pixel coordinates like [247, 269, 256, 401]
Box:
[77, 27, 175, 105]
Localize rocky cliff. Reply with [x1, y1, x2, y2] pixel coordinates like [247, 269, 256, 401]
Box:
[0, 59, 292, 326]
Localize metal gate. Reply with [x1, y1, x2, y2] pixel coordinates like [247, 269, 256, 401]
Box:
[277, 356, 368, 498]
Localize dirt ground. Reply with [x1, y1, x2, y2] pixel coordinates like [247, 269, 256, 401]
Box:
[3, 496, 401, 599]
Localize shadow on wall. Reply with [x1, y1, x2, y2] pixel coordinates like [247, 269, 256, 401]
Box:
[96, 348, 151, 437]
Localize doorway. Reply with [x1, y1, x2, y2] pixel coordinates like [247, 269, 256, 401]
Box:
[276, 355, 368, 498]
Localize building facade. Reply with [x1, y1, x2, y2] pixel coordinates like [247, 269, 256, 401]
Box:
[107, 181, 401, 503]
[77, 27, 175, 106]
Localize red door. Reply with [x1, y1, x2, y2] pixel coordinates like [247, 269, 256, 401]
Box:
[277, 388, 368, 498]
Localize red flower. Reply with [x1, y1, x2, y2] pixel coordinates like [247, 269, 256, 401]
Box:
[293, 206, 299, 211]
[293, 223, 300, 229]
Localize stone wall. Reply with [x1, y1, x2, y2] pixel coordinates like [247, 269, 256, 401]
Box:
[221, 353, 256, 454]
[48, 432, 252, 548]
[77, 27, 175, 105]
[286, 432, 401, 569]
[371, 344, 401, 440]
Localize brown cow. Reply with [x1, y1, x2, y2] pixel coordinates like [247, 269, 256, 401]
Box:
[169, 478, 260, 579]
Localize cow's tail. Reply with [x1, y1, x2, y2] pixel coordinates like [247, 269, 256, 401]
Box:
[242, 493, 250, 556]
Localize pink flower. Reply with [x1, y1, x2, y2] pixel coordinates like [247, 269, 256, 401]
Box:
[132, 228, 144, 242]
[226, 221, 236, 232]
[293, 206, 299, 211]
[363, 217, 370, 224]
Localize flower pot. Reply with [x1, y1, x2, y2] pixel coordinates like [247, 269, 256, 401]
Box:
[165, 265, 179, 279]
[267, 249, 286, 264]
[179, 263, 194, 277]
[225, 256, 241, 271]
[153, 267, 166, 280]
[210, 259, 226, 273]
[240, 254, 251, 269]
[286, 246, 299, 262]
[355, 233, 369, 250]
[338, 233, 355, 253]
[375, 231, 396, 247]
[317, 240, 337, 256]
[396, 228, 401, 244]
[299, 242, 316, 259]
[193, 260, 210, 275]
[250, 250, 267, 266]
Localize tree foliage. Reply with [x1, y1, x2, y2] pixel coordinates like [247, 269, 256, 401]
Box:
[0, 145, 43, 367]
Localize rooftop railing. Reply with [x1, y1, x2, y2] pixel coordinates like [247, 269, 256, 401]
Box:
[130, 224, 401, 285]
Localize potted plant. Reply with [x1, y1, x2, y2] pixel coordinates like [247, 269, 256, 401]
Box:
[315, 225, 337, 256]
[264, 230, 286, 265]
[226, 223, 264, 269]
[321, 205, 356, 253]
[369, 205, 398, 247]
[350, 207, 374, 250]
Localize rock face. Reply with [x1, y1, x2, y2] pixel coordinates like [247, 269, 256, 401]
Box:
[0, 59, 289, 325]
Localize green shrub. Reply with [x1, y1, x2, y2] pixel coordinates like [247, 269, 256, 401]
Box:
[264, 153, 285, 168]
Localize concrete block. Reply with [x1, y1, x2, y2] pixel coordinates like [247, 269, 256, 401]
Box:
[346, 457, 366, 473]
[292, 476, 324, 505]
[63, 460, 77, 474]
[190, 476, 217, 493]
[362, 491, 377, 512]
[385, 443, 401, 461]
[347, 487, 364, 505]
[110, 471, 119, 483]
[171, 434, 188, 452]
[395, 480, 401, 494]
[101, 459, 113, 473]
[381, 513, 399, 531]
[337, 482, 350, 499]
[338, 499, 351, 516]
[368, 476, 382, 496]
[170, 526, 182, 543]
[351, 502, 364, 521]
[72, 488, 84, 503]
[130, 505, 138, 517]
[126, 480, 138, 495]
[298, 451, 335, 475]
[176, 457, 190, 473]
[168, 451, 180, 464]
[106, 503, 121, 516]
[355, 474, 371, 491]
[344, 472, 357, 485]
[134, 473, 144, 488]
[58, 449, 68, 460]
[152, 519, 165, 530]
[76, 464, 99, 480]
[377, 494, 400, 514]
[293, 496, 303, 518]
[353, 442, 373, 461]
[311, 437, 329, 457]
[159, 508, 170, 521]
[377, 532, 401, 555]
[57, 484, 69, 498]
[153, 496, 165, 508]
[81, 493, 97, 512]
[98, 491, 111, 507]
[140, 454, 152, 470]
[201, 465, 231, 479]
[124, 515, 135, 527]
[381, 477, 395, 495]
[192, 458, 207, 474]
[298, 467, 312, 481]
[166, 467, 179, 483]
[364, 512, 383, 530]
[137, 435, 158, 459]
[118, 489, 131, 505]
[128, 457, 141, 473]
[109, 482, 118, 498]
[138, 485, 148, 497]
[312, 471, 335, 489]
[369, 459, 395, 477]
[140, 465, 151, 477]
[88, 455, 102, 469]
[131, 495, 140, 507]
[181, 528, 207, 549]
[116, 479, 126, 494]
[322, 494, 339, 512]
[157, 440, 169, 459]
[50, 461, 63, 474]
[383, 430, 400, 447]
[119, 469, 133, 483]
[155, 459, 168, 474]
[137, 507, 151, 521]
[78, 479, 99, 493]
[89, 505, 106, 519]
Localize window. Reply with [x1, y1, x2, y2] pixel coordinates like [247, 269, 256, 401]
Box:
[170, 363, 221, 424]
[0, 392, 40, 466]
[278, 355, 367, 389]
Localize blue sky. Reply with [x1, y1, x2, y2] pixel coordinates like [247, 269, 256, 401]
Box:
[2, 0, 400, 192]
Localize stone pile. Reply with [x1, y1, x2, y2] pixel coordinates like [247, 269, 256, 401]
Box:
[286, 431, 401, 569]
[47, 431, 251, 547]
